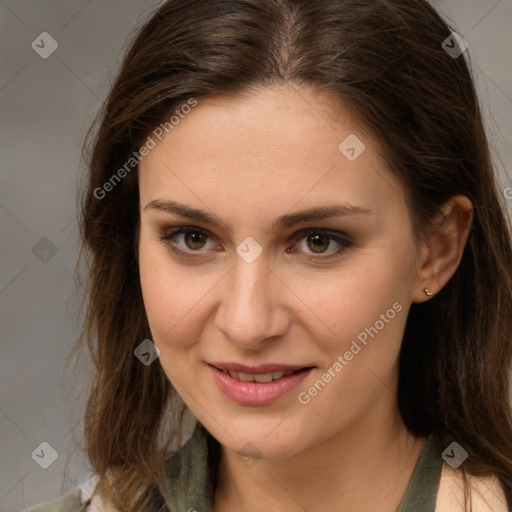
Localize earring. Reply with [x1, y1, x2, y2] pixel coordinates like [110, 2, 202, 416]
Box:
[424, 288, 434, 296]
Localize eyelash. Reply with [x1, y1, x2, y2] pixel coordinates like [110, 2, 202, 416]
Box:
[157, 226, 353, 262]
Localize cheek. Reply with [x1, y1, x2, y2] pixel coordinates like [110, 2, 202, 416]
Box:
[300, 286, 407, 414]
[138, 232, 214, 351]
[138, 232, 183, 338]
[296, 251, 412, 348]
[290, 248, 413, 397]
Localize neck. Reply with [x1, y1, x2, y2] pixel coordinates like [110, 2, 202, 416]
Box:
[213, 388, 426, 512]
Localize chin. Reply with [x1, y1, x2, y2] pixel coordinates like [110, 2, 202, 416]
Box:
[203, 417, 308, 460]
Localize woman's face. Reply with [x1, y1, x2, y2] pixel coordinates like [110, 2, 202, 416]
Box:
[138, 84, 424, 459]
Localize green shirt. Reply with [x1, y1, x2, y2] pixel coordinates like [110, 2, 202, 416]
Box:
[25, 424, 443, 512]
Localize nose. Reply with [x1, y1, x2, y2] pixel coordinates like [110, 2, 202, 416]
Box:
[214, 252, 290, 350]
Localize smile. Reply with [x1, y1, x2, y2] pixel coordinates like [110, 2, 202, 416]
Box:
[208, 364, 314, 405]
[217, 368, 297, 382]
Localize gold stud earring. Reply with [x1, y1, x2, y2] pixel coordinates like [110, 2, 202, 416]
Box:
[424, 288, 434, 296]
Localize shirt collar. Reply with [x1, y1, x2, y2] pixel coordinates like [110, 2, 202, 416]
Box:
[162, 424, 442, 512]
[163, 422, 219, 512]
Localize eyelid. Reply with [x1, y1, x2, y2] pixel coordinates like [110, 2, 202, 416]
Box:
[289, 227, 352, 243]
[160, 226, 219, 254]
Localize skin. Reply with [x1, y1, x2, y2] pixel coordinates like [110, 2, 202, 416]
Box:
[137, 83, 475, 512]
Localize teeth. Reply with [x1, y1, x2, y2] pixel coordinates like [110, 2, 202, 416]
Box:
[222, 369, 296, 382]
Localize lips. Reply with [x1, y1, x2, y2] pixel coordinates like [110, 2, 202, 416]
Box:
[209, 362, 311, 373]
[208, 363, 315, 405]
[216, 368, 298, 382]
[208, 362, 313, 383]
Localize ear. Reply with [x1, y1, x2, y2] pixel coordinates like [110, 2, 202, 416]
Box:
[411, 195, 473, 304]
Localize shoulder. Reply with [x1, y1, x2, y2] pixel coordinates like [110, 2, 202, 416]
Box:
[435, 462, 509, 512]
[23, 488, 85, 512]
[24, 491, 118, 512]
[24, 476, 103, 512]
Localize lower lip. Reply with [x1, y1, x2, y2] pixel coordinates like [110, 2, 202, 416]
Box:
[209, 365, 314, 405]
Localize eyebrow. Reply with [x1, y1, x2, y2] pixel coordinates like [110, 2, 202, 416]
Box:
[144, 199, 373, 233]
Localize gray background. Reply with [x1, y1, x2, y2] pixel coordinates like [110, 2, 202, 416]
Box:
[1, 1, 511, 511]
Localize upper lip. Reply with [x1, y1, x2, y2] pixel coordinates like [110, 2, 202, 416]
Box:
[208, 362, 314, 374]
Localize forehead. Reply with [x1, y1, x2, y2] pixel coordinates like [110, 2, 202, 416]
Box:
[138, 84, 405, 231]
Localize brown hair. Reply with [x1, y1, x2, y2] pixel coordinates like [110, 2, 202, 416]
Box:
[72, 0, 512, 510]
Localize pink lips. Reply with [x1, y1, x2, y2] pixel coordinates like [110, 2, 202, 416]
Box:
[209, 361, 310, 373]
[208, 363, 314, 406]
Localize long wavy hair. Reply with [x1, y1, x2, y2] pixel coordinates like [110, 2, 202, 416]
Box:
[71, 0, 512, 510]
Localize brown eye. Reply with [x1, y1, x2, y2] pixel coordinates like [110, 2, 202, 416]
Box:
[305, 233, 331, 253]
[183, 230, 208, 250]
[158, 226, 352, 262]
[158, 226, 216, 259]
[291, 229, 353, 260]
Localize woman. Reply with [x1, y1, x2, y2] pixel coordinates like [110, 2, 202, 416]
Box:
[27, 0, 512, 511]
